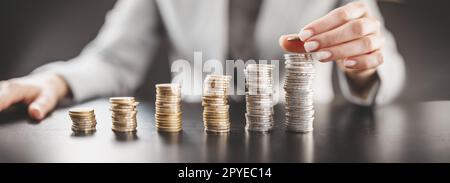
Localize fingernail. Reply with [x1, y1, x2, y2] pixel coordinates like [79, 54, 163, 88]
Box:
[304, 41, 319, 52]
[30, 104, 43, 120]
[37, 109, 44, 119]
[315, 51, 332, 60]
[344, 60, 357, 67]
[298, 29, 313, 41]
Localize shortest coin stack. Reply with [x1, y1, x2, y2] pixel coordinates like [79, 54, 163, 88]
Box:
[110, 97, 139, 132]
[155, 83, 182, 132]
[69, 107, 97, 133]
[202, 74, 232, 133]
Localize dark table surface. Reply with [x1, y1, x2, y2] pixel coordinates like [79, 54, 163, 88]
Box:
[0, 99, 449, 163]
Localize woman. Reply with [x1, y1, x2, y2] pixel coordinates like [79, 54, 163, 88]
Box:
[0, 0, 405, 120]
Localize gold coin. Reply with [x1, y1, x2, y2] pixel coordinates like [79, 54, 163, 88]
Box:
[69, 107, 94, 114]
[68, 108, 97, 132]
[155, 83, 183, 132]
[110, 97, 139, 132]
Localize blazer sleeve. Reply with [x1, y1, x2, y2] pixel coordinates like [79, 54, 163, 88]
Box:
[337, 0, 406, 105]
[32, 0, 161, 102]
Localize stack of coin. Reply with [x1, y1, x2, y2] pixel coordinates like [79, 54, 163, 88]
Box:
[283, 53, 316, 133]
[155, 83, 182, 132]
[69, 107, 97, 133]
[110, 97, 138, 132]
[244, 64, 274, 132]
[202, 74, 232, 133]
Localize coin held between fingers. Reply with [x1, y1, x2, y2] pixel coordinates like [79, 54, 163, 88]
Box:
[279, 34, 306, 53]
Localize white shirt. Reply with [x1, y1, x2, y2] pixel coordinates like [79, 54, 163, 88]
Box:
[33, 0, 405, 106]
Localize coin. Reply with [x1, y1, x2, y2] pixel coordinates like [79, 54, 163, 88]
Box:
[110, 97, 138, 132]
[244, 64, 274, 132]
[155, 83, 182, 132]
[202, 74, 231, 133]
[284, 53, 316, 133]
[68, 107, 97, 133]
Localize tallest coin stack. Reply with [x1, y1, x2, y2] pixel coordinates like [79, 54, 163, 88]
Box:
[283, 53, 316, 133]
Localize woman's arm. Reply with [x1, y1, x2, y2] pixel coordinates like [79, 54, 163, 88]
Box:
[336, 0, 405, 105]
[34, 0, 161, 102]
[0, 0, 161, 120]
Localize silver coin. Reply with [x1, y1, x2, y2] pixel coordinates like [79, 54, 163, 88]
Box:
[244, 64, 275, 132]
[283, 53, 317, 133]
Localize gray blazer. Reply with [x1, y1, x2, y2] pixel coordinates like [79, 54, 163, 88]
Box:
[34, 0, 405, 105]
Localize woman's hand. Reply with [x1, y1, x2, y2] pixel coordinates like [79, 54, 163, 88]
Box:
[0, 73, 69, 120]
[280, 1, 384, 91]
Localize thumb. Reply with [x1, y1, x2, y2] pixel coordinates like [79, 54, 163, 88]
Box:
[28, 92, 58, 121]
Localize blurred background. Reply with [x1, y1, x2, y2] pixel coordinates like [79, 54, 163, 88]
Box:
[0, 0, 449, 103]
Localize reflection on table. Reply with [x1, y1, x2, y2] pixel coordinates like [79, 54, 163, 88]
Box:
[0, 99, 449, 163]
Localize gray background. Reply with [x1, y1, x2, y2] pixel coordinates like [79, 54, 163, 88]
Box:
[1, 0, 449, 102]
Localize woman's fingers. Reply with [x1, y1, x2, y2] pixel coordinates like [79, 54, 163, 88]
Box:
[0, 74, 68, 120]
[304, 17, 381, 52]
[28, 91, 58, 120]
[342, 50, 384, 70]
[279, 34, 306, 53]
[0, 82, 17, 110]
[315, 34, 385, 61]
[299, 1, 369, 41]
[0, 81, 39, 111]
